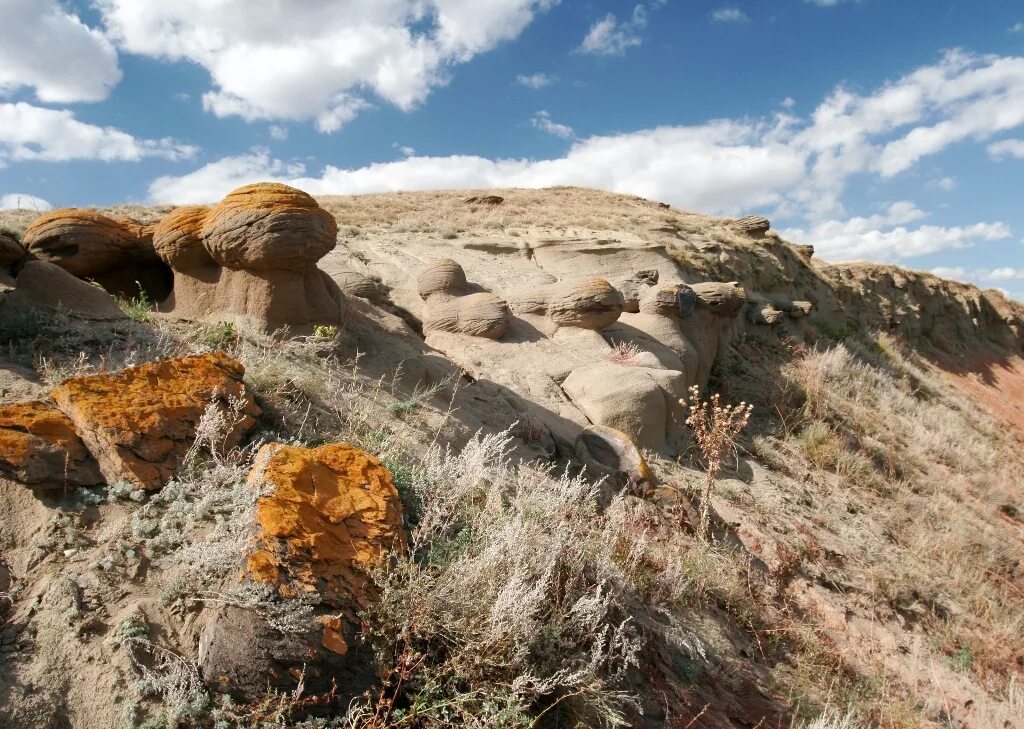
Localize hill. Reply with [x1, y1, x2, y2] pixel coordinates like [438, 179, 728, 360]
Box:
[0, 186, 1021, 729]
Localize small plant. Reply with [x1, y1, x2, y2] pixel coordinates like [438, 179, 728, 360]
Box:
[606, 340, 645, 366]
[0, 306, 52, 343]
[312, 324, 339, 340]
[682, 385, 753, 540]
[200, 321, 237, 349]
[119, 283, 154, 323]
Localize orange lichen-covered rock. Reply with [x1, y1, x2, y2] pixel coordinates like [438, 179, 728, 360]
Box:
[23, 208, 171, 301]
[0, 400, 102, 488]
[154, 183, 345, 333]
[246, 442, 407, 613]
[51, 353, 260, 490]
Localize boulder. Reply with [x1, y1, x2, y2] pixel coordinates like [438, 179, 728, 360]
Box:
[200, 442, 406, 700]
[154, 184, 345, 334]
[575, 425, 651, 498]
[691, 281, 746, 316]
[612, 269, 659, 313]
[22, 209, 171, 301]
[728, 215, 770, 238]
[5, 260, 127, 321]
[463, 195, 504, 205]
[332, 270, 387, 302]
[417, 259, 510, 339]
[246, 442, 407, 610]
[749, 302, 785, 326]
[512, 277, 625, 330]
[51, 353, 260, 490]
[562, 362, 686, 452]
[0, 400, 102, 488]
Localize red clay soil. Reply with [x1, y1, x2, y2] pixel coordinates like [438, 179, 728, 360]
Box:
[941, 354, 1024, 438]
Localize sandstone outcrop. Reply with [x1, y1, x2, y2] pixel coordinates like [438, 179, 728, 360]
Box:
[51, 353, 259, 490]
[417, 258, 510, 339]
[153, 184, 345, 334]
[333, 269, 387, 302]
[0, 400, 102, 488]
[729, 215, 771, 238]
[200, 442, 406, 700]
[563, 362, 686, 452]
[3, 260, 127, 321]
[511, 276, 625, 330]
[22, 209, 170, 301]
[612, 269, 659, 313]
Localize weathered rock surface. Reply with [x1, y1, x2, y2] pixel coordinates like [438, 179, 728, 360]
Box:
[199, 442, 406, 700]
[511, 276, 625, 330]
[417, 258, 510, 339]
[728, 215, 771, 238]
[575, 425, 651, 497]
[51, 353, 260, 490]
[333, 269, 387, 301]
[154, 184, 345, 333]
[246, 442, 407, 611]
[4, 260, 127, 320]
[0, 400, 102, 488]
[0, 231, 27, 275]
[22, 209, 171, 300]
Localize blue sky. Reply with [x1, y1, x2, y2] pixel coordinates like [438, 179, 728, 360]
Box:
[2, 1, 1024, 295]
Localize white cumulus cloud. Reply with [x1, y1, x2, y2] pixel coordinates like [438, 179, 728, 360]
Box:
[97, 0, 555, 132]
[580, 5, 656, 56]
[0, 0, 121, 103]
[711, 8, 749, 23]
[988, 138, 1024, 160]
[516, 73, 556, 89]
[0, 193, 52, 212]
[0, 102, 197, 164]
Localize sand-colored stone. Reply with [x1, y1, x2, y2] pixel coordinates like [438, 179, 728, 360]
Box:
[0, 400, 102, 488]
[51, 353, 260, 490]
[5, 260, 127, 320]
[154, 184, 345, 333]
[575, 425, 652, 497]
[512, 276, 625, 330]
[417, 258, 510, 339]
[246, 442, 407, 612]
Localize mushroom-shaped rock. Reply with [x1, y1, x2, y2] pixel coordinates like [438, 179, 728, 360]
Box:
[199, 442, 406, 701]
[728, 215, 771, 238]
[575, 425, 652, 498]
[0, 400, 102, 488]
[200, 183, 337, 270]
[155, 184, 346, 334]
[512, 277, 625, 330]
[749, 302, 785, 326]
[785, 300, 814, 318]
[23, 209, 171, 301]
[793, 244, 814, 261]
[417, 259, 510, 339]
[639, 283, 697, 318]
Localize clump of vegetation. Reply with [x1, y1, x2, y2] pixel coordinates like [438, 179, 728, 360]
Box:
[682, 385, 753, 539]
[118, 284, 155, 323]
[351, 431, 662, 728]
[606, 340, 644, 366]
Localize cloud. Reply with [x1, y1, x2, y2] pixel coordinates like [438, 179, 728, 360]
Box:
[0, 193, 52, 212]
[1011, 22, 1024, 33]
[711, 8, 749, 23]
[269, 125, 289, 141]
[782, 97, 796, 108]
[927, 176, 957, 191]
[530, 110, 575, 139]
[0, 0, 121, 103]
[781, 202, 1010, 261]
[148, 121, 806, 214]
[393, 142, 417, 157]
[0, 102, 197, 164]
[148, 149, 305, 204]
[803, 0, 857, 6]
[932, 265, 1024, 282]
[516, 73, 556, 89]
[580, 5, 657, 56]
[988, 138, 1024, 160]
[97, 0, 555, 132]
[149, 50, 1024, 264]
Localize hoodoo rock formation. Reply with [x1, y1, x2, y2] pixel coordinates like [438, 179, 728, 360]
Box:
[153, 183, 345, 334]
[22, 209, 171, 301]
